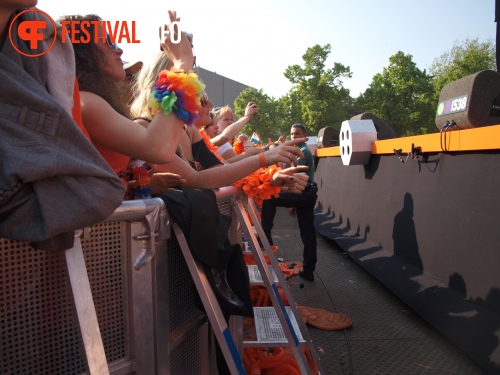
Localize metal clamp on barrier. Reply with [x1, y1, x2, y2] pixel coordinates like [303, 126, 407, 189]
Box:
[104, 197, 170, 270]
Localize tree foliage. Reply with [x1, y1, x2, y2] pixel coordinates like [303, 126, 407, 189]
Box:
[234, 88, 284, 141]
[283, 44, 353, 135]
[233, 38, 495, 139]
[429, 37, 496, 102]
[357, 51, 435, 136]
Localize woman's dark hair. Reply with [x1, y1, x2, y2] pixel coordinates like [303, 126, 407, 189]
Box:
[58, 14, 127, 116]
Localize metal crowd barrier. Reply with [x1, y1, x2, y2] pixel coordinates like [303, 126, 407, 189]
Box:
[1, 185, 325, 374]
[0, 187, 243, 374]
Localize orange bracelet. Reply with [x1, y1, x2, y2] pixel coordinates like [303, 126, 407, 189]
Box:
[259, 153, 267, 168]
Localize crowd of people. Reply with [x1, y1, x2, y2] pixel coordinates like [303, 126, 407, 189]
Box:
[0, 1, 318, 372]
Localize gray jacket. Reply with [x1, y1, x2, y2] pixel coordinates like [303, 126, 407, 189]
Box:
[0, 10, 125, 250]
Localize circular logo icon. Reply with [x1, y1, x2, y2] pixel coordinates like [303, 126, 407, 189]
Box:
[436, 102, 444, 116]
[8, 9, 57, 57]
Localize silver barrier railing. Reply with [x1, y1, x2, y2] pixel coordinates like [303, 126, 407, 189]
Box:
[0, 186, 323, 374]
[1, 195, 209, 374]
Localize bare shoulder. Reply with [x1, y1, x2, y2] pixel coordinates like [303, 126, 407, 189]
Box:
[186, 125, 202, 142]
[79, 91, 125, 123]
[79, 90, 108, 108]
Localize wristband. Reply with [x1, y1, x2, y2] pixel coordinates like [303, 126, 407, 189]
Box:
[259, 153, 267, 168]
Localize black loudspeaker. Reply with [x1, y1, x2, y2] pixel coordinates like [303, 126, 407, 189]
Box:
[435, 70, 500, 130]
[350, 112, 396, 140]
[317, 127, 339, 148]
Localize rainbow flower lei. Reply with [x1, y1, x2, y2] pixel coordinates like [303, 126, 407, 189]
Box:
[232, 165, 282, 206]
[148, 69, 205, 126]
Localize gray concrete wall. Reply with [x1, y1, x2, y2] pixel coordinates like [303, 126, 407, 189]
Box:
[196, 67, 252, 111]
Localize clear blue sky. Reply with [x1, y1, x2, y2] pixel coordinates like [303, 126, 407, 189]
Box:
[39, 0, 495, 101]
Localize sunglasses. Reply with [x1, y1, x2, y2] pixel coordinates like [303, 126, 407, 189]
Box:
[200, 93, 209, 107]
[103, 33, 119, 52]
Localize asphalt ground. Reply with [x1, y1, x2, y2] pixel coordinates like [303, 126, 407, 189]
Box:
[268, 207, 487, 375]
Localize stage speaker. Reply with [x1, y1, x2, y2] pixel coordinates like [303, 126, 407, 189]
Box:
[435, 70, 500, 130]
[317, 126, 339, 148]
[350, 112, 396, 140]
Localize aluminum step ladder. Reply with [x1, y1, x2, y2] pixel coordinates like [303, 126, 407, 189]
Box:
[172, 223, 247, 375]
[232, 195, 325, 375]
[173, 190, 324, 374]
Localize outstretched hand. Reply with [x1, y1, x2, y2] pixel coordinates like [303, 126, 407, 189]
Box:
[263, 138, 306, 167]
[149, 165, 187, 195]
[160, 11, 194, 71]
[244, 102, 259, 118]
[270, 165, 309, 194]
[243, 146, 264, 157]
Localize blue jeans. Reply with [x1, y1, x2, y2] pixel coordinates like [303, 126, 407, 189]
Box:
[261, 186, 318, 273]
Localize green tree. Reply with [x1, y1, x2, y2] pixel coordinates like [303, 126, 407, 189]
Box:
[234, 88, 284, 141]
[357, 51, 435, 136]
[277, 91, 302, 130]
[429, 37, 496, 102]
[284, 44, 353, 135]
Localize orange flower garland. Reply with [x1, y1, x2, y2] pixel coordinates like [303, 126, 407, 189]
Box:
[233, 139, 244, 155]
[232, 165, 282, 206]
[199, 129, 281, 205]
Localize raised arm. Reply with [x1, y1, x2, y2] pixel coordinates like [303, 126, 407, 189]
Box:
[81, 93, 185, 164]
[161, 10, 195, 72]
[80, 11, 198, 164]
[210, 102, 258, 146]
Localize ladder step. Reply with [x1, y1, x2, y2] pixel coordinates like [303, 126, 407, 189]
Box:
[244, 306, 304, 346]
[247, 265, 279, 284]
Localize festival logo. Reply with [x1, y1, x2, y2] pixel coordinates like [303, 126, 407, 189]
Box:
[9, 9, 56, 57]
[9, 8, 142, 57]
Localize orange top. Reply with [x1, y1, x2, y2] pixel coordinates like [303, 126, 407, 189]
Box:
[72, 77, 131, 198]
[72, 77, 91, 140]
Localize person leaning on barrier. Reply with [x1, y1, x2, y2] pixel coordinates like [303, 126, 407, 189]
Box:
[261, 123, 318, 281]
[130, 51, 311, 192]
[57, 11, 194, 199]
[0, 1, 126, 250]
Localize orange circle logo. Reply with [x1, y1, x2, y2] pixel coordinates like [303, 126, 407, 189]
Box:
[8, 9, 57, 57]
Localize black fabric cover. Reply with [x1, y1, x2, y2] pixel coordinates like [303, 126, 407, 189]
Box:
[159, 188, 253, 317]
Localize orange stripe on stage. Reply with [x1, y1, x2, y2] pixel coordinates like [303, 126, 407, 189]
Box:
[316, 124, 500, 157]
